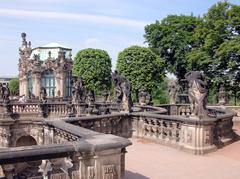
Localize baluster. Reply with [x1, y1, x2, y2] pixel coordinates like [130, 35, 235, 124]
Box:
[152, 120, 158, 138]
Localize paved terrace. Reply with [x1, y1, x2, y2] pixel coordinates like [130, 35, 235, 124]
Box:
[125, 123, 240, 179]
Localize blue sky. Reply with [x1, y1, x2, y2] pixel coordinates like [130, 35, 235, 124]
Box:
[0, 0, 240, 76]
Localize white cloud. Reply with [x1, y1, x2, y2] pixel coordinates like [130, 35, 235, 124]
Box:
[0, 8, 148, 28]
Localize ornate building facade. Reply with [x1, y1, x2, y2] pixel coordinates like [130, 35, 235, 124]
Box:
[18, 33, 73, 98]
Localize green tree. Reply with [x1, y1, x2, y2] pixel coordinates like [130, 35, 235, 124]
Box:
[144, 1, 240, 104]
[144, 15, 202, 79]
[117, 46, 165, 97]
[73, 48, 112, 93]
[188, 1, 240, 103]
[152, 78, 169, 105]
[187, 1, 240, 80]
[214, 37, 240, 104]
[9, 78, 19, 96]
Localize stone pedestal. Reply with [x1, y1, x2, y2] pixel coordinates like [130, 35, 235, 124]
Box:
[2, 164, 14, 179]
[79, 149, 124, 179]
[179, 119, 217, 154]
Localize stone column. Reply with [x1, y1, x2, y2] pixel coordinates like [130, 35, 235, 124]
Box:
[32, 73, 41, 97]
[55, 72, 66, 98]
[19, 76, 28, 96]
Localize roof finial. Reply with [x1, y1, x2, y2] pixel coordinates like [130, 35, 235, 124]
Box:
[21, 32, 27, 48]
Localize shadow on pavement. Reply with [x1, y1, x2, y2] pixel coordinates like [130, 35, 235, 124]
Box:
[125, 170, 150, 179]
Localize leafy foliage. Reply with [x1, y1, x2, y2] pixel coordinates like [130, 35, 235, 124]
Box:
[144, 15, 202, 79]
[117, 46, 165, 96]
[144, 1, 240, 104]
[73, 48, 112, 93]
[152, 78, 169, 105]
[9, 78, 19, 96]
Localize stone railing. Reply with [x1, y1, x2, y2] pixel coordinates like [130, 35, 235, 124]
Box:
[0, 120, 132, 179]
[209, 105, 240, 121]
[133, 104, 168, 114]
[0, 101, 112, 120]
[131, 105, 235, 154]
[64, 113, 132, 138]
[157, 104, 191, 116]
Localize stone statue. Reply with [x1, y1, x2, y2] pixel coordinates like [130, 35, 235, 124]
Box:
[2, 84, 10, 103]
[138, 88, 151, 105]
[87, 90, 95, 105]
[21, 32, 27, 49]
[0, 83, 3, 101]
[121, 79, 132, 112]
[112, 71, 132, 112]
[102, 85, 109, 103]
[40, 87, 47, 102]
[66, 101, 75, 117]
[168, 80, 178, 104]
[217, 85, 228, 105]
[185, 71, 208, 118]
[28, 90, 35, 99]
[72, 77, 86, 103]
[112, 70, 123, 103]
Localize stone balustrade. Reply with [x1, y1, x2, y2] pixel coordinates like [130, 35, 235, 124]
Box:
[0, 101, 237, 179]
[0, 101, 112, 120]
[64, 113, 132, 138]
[0, 120, 131, 179]
[131, 106, 235, 154]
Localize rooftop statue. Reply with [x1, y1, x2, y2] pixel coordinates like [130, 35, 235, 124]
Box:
[2, 84, 10, 104]
[185, 71, 208, 118]
[0, 83, 3, 101]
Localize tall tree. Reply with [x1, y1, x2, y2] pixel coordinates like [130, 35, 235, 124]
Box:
[73, 48, 112, 93]
[144, 15, 202, 79]
[187, 1, 240, 89]
[117, 46, 165, 97]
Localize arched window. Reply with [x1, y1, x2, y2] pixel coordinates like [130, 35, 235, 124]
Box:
[41, 70, 55, 97]
[65, 71, 72, 97]
[27, 72, 33, 94]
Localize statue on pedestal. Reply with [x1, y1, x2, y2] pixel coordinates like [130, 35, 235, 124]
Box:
[168, 81, 178, 104]
[217, 85, 228, 105]
[40, 87, 47, 101]
[2, 84, 10, 104]
[71, 77, 86, 103]
[138, 88, 151, 106]
[112, 71, 132, 112]
[121, 79, 132, 112]
[185, 71, 208, 118]
[87, 90, 95, 105]
[112, 70, 123, 103]
[0, 83, 3, 101]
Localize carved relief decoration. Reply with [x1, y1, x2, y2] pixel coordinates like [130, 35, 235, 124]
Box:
[87, 166, 95, 179]
[0, 126, 10, 147]
[102, 165, 117, 179]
